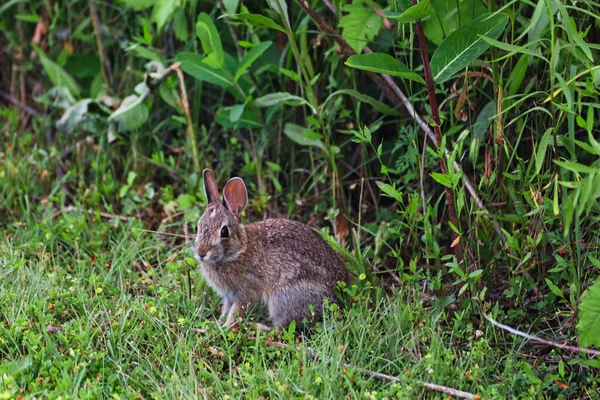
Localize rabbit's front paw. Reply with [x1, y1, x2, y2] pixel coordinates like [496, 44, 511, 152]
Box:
[222, 301, 244, 329]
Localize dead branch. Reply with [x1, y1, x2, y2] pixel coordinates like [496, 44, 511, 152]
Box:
[485, 314, 600, 357]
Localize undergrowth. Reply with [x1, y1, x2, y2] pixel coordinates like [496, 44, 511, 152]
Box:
[1, 0, 599, 398]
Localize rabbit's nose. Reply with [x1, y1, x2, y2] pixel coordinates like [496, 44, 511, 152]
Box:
[196, 249, 207, 259]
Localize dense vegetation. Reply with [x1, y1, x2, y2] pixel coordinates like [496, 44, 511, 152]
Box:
[1, 0, 599, 397]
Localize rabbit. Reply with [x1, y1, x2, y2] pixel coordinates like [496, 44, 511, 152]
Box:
[194, 169, 350, 330]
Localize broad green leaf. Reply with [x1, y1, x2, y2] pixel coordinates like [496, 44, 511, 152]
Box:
[108, 94, 149, 131]
[324, 89, 402, 116]
[176, 52, 232, 87]
[339, 0, 384, 54]
[283, 123, 327, 153]
[423, 0, 488, 45]
[577, 279, 600, 348]
[345, 53, 425, 84]
[430, 172, 453, 188]
[230, 13, 285, 32]
[234, 41, 272, 81]
[430, 13, 508, 83]
[196, 13, 224, 69]
[385, 0, 433, 23]
[34, 44, 81, 97]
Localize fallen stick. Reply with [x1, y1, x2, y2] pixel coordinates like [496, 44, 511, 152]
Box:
[485, 314, 600, 357]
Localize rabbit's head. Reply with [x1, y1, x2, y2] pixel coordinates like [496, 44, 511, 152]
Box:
[194, 169, 248, 264]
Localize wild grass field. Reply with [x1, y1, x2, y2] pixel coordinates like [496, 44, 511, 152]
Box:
[1, 0, 600, 398]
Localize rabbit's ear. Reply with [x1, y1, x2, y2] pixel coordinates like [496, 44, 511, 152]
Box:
[223, 177, 248, 216]
[203, 169, 220, 204]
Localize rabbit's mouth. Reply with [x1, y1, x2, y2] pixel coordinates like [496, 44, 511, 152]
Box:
[194, 251, 220, 264]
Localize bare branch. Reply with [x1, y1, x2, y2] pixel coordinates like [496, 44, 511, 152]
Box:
[485, 314, 600, 357]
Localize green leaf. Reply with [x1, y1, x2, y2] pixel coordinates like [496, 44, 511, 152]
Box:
[117, 0, 156, 11]
[554, 161, 598, 175]
[230, 13, 285, 33]
[345, 53, 425, 84]
[339, 0, 384, 54]
[216, 107, 261, 129]
[555, 1, 593, 62]
[283, 123, 327, 153]
[423, 0, 488, 45]
[196, 13, 224, 69]
[108, 94, 149, 131]
[545, 278, 564, 298]
[185, 257, 197, 267]
[430, 172, 453, 188]
[130, 45, 163, 62]
[234, 41, 272, 81]
[430, 12, 508, 83]
[253, 92, 314, 113]
[376, 181, 403, 202]
[279, 68, 300, 82]
[385, 0, 433, 23]
[577, 279, 600, 348]
[172, 7, 189, 42]
[535, 128, 554, 174]
[34, 44, 81, 97]
[267, 0, 290, 29]
[479, 35, 549, 63]
[222, 0, 239, 13]
[151, 0, 177, 30]
[229, 104, 245, 123]
[324, 89, 402, 116]
[176, 52, 232, 88]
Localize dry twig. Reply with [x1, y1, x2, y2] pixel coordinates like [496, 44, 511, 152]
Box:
[485, 314, 600, 357]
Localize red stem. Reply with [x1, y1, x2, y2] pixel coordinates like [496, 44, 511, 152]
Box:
[413, 0, 464, 265]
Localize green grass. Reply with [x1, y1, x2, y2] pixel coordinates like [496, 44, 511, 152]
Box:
[2, 0, 600, 397]
[0, 158, 591, 398]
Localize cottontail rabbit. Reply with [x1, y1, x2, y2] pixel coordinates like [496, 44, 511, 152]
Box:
[194, 169, 350, 330]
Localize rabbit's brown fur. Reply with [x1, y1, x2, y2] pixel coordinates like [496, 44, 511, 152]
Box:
[194, 169, 350, 330]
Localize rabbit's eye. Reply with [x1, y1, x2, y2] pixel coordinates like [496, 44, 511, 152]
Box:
[220, 226, 229, 238]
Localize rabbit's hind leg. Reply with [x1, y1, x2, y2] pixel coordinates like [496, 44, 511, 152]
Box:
[267, 282, 331, 330]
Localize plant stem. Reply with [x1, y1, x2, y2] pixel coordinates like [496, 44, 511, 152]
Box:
[412, 0, 464, 265]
